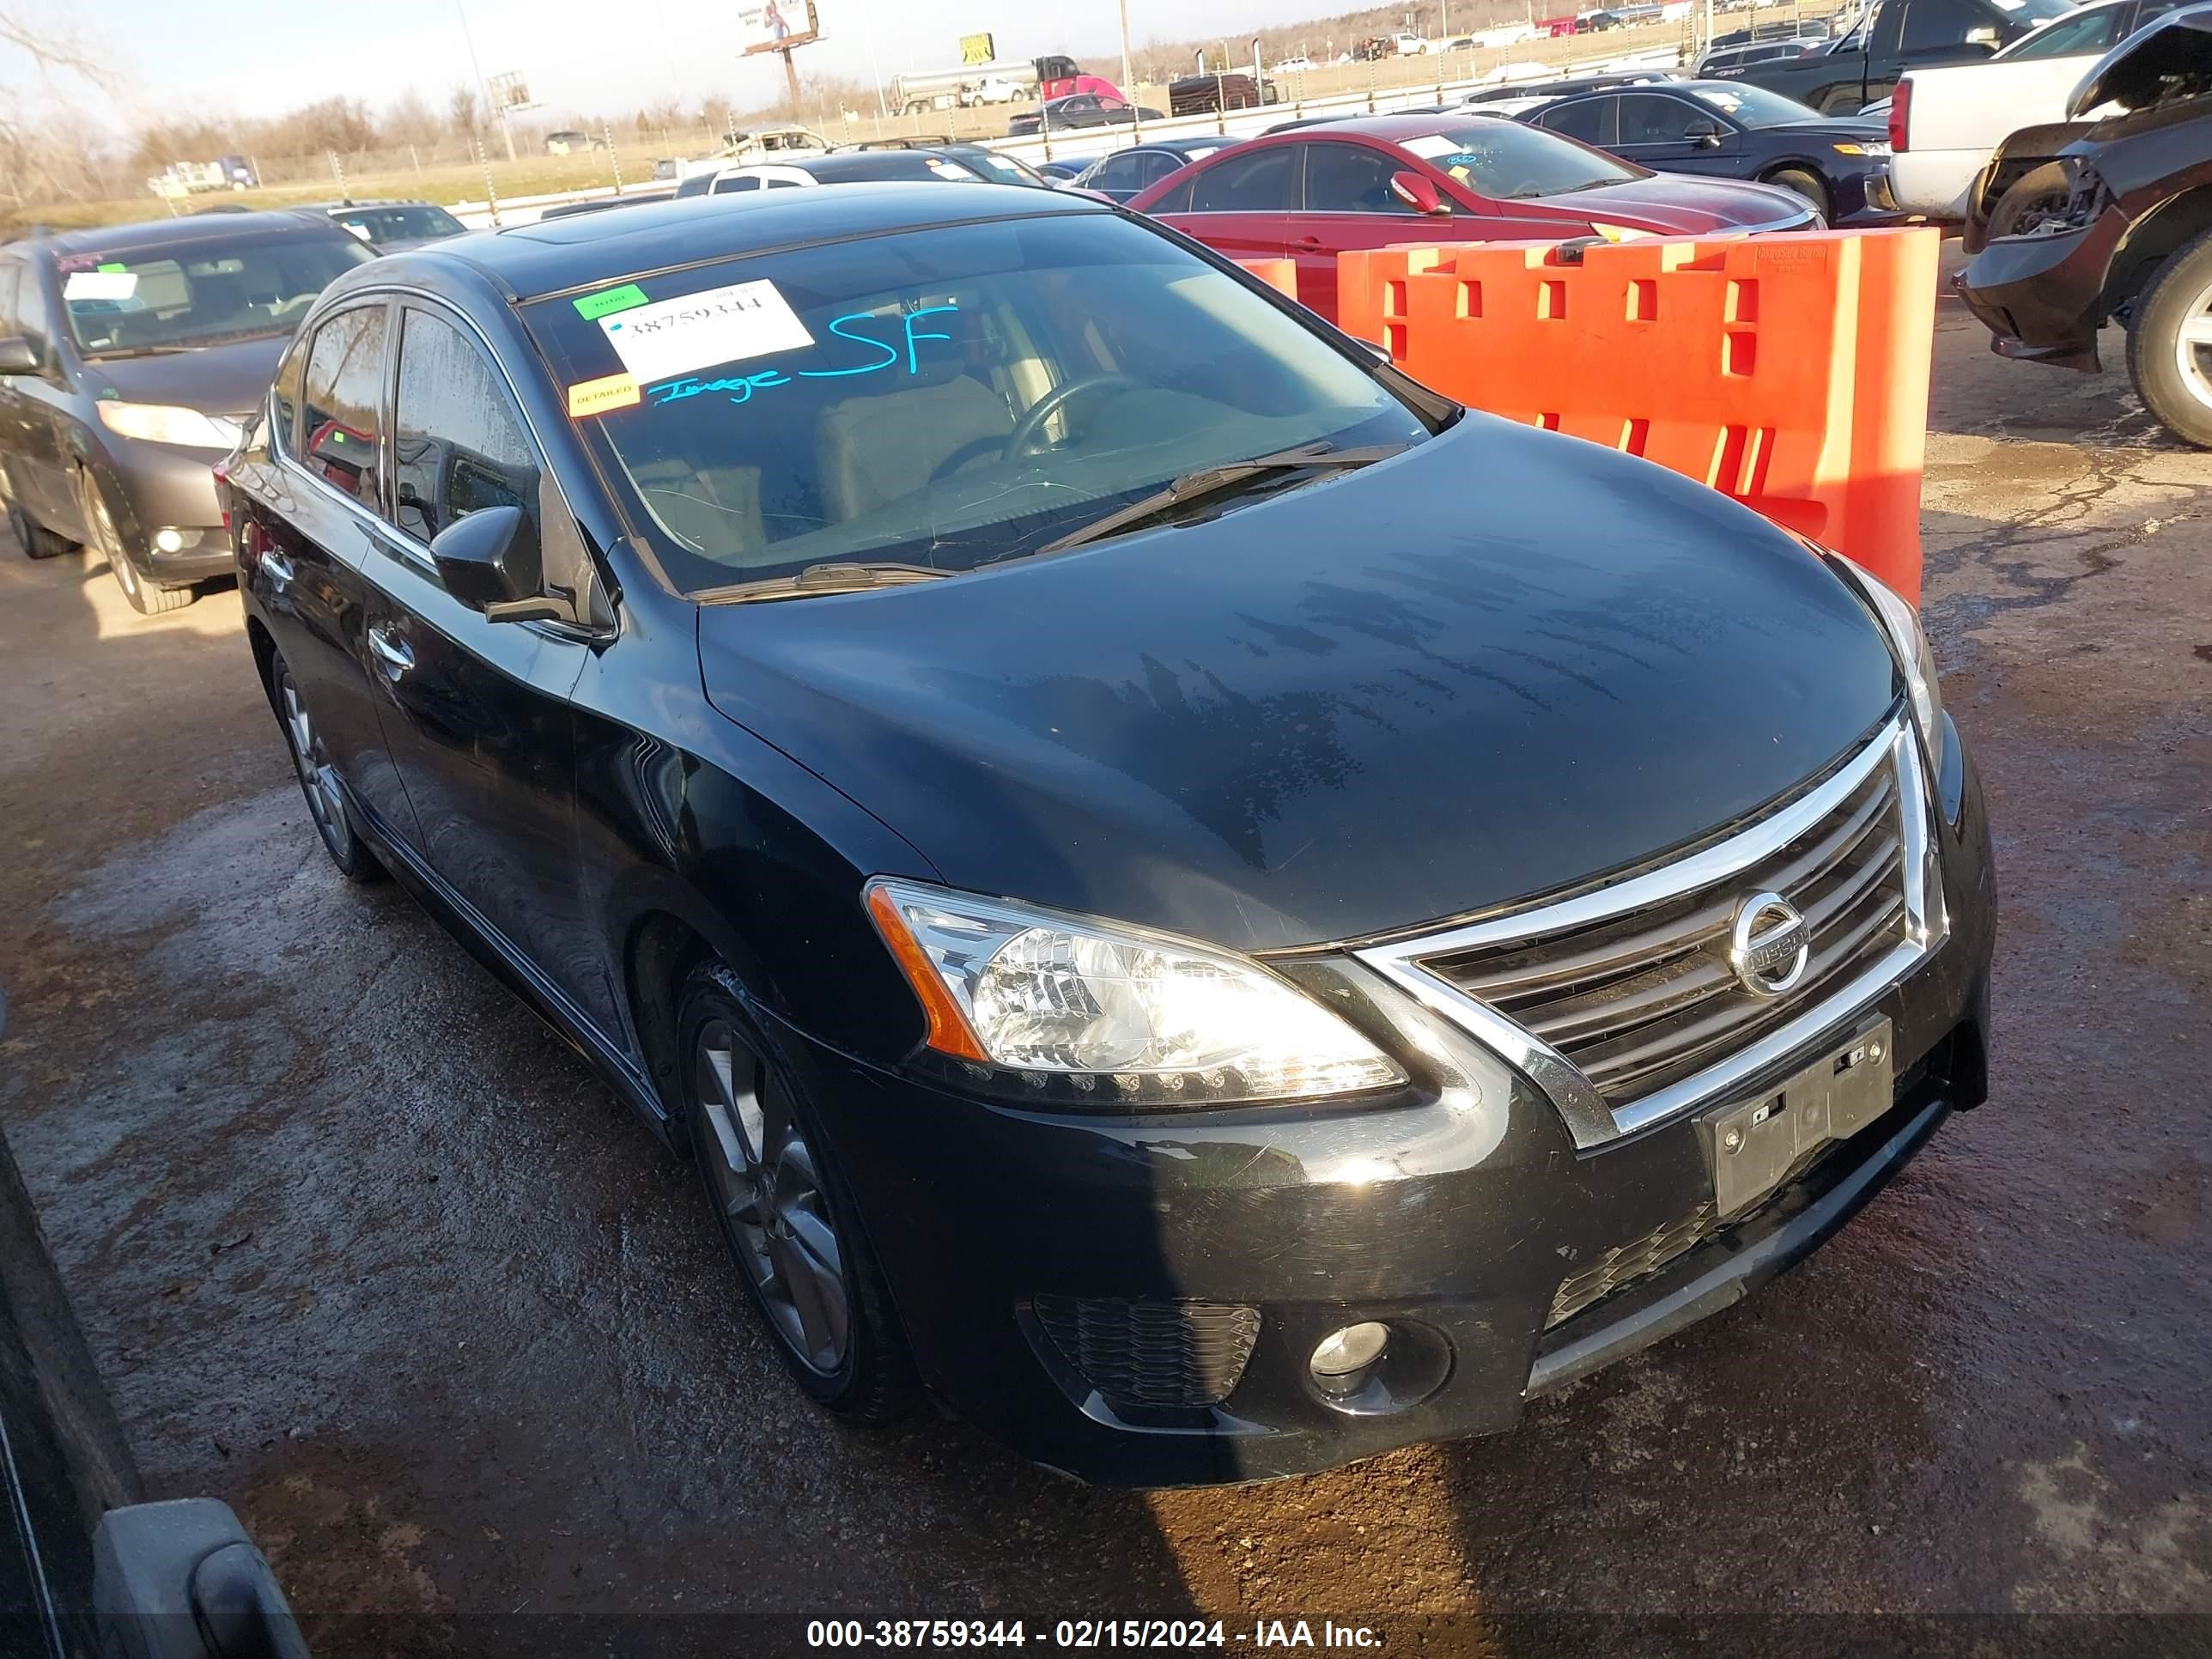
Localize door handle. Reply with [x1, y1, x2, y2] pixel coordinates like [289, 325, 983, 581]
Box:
[368, 626, 415, 677]
[1292, 234, 1325, 248]
[261, 548, 295, 590]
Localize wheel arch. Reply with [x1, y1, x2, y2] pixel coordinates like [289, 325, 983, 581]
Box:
[2106, 186, 2212, 320]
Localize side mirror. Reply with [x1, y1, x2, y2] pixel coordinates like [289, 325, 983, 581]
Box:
[1389, 170, 1450, 216]
[428, 505, 555, 621]
[1964, 25, 1998, 46]
[1686, 120, 1727, 147]
[0, 335, 37, 375]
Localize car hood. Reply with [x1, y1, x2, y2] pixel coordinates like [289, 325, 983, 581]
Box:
[77, 332, 290, 419]
[1530, 172, 1815, 229]
[696, 416, 1898, 954]
[1754, 117, 1887, 143]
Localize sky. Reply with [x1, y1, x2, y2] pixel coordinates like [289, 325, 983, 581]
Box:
[3, 0, 1362, 130]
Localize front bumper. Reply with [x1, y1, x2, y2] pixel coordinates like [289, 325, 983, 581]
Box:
[92, 436, 234, 585]
[1954, 205, 2131, 374]
[787, 722, 1997, 1486]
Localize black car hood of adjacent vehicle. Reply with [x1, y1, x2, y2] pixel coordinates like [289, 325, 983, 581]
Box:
[696, 416, 1899, 954]
[78, 332, 290, 418]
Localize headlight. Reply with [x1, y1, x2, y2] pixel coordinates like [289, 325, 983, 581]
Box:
[1832, 141, 1890, 156]
[1589, 222, 1656, 243]
[96, 403, 242, 449]
[1834, 556, 1942, 755]
[864, 878, 1406, 1109]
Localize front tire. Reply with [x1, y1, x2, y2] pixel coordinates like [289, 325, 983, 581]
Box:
[80, 473, 191, 614]
[271, 658, 383, 882]
[678, 960, 914, 1422]
[1765, 167, 1831, 221]
[2125, 227, 2212, 450]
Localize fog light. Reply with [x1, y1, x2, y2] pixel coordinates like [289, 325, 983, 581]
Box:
[152, 528, 200, 554]
[1310, 1322, 1390, 1396]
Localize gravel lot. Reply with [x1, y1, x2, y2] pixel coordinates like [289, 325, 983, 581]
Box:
[1, 262, 2206, 1656]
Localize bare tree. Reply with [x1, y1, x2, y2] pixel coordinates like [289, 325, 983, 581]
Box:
[447, 83, 481, 137]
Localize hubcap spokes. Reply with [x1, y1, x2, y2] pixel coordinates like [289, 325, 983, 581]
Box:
[694, 1020, 851, 1375]
[280, 675, 348, 847]
[2179, 287, 2212, 412]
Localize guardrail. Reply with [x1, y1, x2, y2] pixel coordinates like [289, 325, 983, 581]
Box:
[450, 43, 1685, 228]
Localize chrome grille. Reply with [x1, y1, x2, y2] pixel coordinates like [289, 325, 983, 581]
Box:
[1547, 1202, 1717, 1328]
[1352, 718, 1942, 1147]
[1419, 758, 1909, 1106]
[1030, 1296, 1261, 1413]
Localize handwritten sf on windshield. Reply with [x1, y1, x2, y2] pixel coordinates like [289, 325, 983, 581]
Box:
[647, 302, 960, 408]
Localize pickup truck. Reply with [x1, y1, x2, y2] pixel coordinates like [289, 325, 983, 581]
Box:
[1723, 0, 2078, 113]
[1886, 0, 2196, 216]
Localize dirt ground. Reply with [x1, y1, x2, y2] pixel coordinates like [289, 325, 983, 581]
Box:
[1, 267, 2206, 1656]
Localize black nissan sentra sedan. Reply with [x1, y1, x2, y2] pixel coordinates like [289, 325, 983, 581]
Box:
[217, 185, 1995, 1486]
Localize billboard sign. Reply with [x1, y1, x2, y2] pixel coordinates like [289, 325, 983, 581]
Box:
[959, 32, 995, 64]
[739, 0, 821, 54]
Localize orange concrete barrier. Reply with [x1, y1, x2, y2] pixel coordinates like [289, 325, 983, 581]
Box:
[1236, 258, 1301, 301]
[1336, 228, 1942, 601]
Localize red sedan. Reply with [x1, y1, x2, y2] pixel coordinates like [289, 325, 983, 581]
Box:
[1124, 113, 1820, 323]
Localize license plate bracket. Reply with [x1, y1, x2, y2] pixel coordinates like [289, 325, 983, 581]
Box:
[1698, 1019, 1895, 1219]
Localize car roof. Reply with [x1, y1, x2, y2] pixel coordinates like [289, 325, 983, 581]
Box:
[1265, 112, 1474, 140]
[12, 209, 346, 257]
[368, 181, 1107, 303]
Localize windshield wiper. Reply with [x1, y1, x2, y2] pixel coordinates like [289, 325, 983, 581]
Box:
[696, 561, 953, 606]
[82, 343, 201, 360]
[1033, 441, 1407, 556]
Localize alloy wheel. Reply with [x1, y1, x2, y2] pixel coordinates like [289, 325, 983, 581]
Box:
[2178, 276, 2212, 415]
[277, 666, 355, 863]
[692, 1020, 852, 1376]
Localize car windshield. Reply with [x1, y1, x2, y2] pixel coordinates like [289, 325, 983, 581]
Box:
[526, 212, 1435, 594]
[956, 149, 1048, 185]
[335, 204, 465, 244]
[1395, 121, 1642, 196]
[60, 232, 374, 357]
[1687, 84, 1825, 125]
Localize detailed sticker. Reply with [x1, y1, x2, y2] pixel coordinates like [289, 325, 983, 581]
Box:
[597, 279, 813, 383]
[566, 372, 642, 417]
[64, 270, 137, 301]
[1401, 134, 1460, 161]
[573, 283, 650, 321]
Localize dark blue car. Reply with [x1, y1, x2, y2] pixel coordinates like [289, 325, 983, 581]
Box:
[1520, 78, 1898, 222]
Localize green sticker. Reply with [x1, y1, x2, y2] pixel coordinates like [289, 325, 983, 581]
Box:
[98, 262, 126, 273]
[574, 283, 649, 320]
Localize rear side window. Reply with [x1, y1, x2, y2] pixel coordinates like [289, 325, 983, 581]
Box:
[1189, 147, 1296, 212]
[1148, 177, 1197, 214]
[1539, 98, 1614, 144]
[300, 304, 388, 511]
[392, 307, 539, 549]
[713, 174, 762, 192]
[1897, 0, 1994, 52]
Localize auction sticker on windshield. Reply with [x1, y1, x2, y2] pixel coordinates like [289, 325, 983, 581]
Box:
[598, 279, 815, 383]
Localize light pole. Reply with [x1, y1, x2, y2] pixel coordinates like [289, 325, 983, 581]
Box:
[1118, 0, 1134, 100]
[453, 1, 514, 162]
